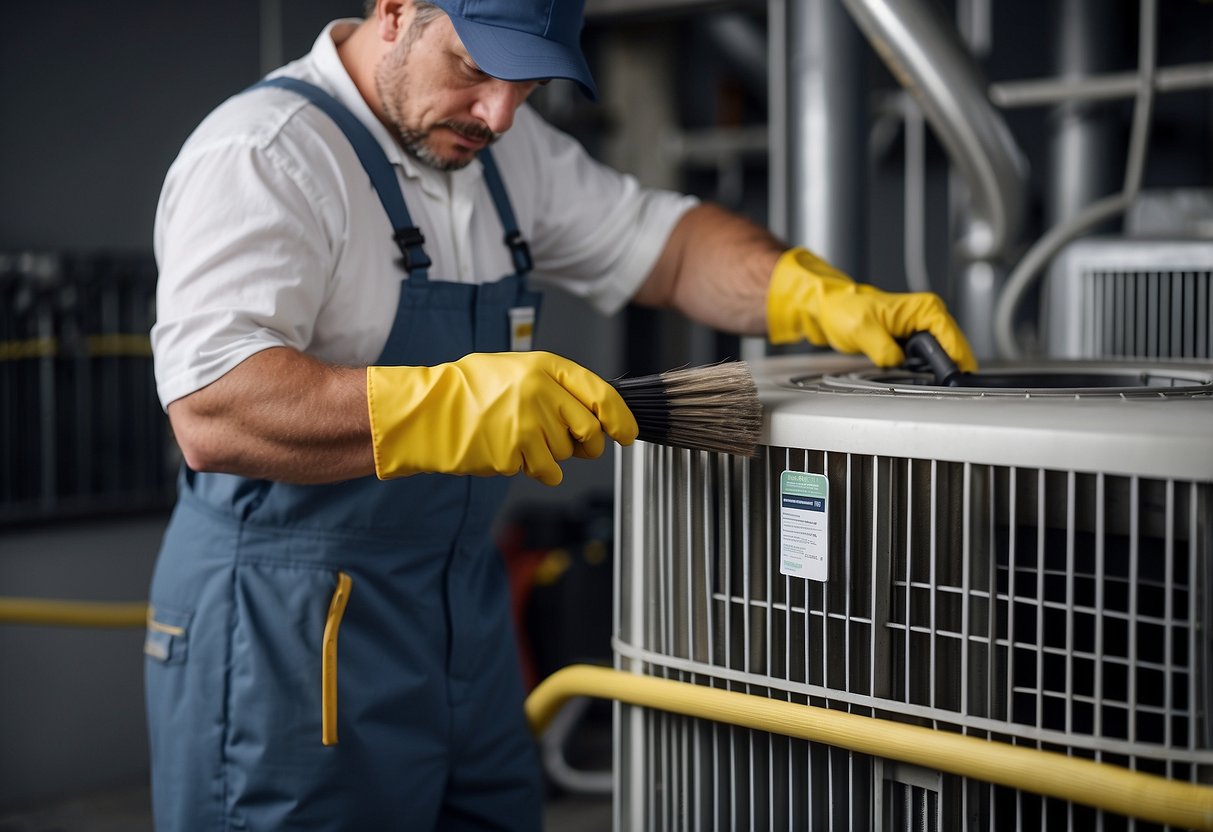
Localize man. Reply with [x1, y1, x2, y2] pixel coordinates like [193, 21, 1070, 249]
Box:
[146, 0, 976, 829]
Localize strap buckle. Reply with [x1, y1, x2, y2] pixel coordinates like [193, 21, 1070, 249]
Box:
[393, 227, 431, 272]
[504, 230, 533, 274]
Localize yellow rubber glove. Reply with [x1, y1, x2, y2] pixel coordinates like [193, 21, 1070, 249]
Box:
[766, 247, 978, 372]
[366, 351, 639, 486]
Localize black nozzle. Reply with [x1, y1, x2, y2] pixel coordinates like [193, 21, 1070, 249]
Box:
[903, 331, 965, 387]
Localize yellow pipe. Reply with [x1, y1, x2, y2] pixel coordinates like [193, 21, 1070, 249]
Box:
[0, 337, 57, 361]
[86, 333, 152, 358]
[526, 664, 1213, 830]
[0, 597, 149, 629]
[0, 333, 152, 362]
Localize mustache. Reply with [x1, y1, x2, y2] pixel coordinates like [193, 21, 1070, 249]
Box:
[437, 120, 500, 144]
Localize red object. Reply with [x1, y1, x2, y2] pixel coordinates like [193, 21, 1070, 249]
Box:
[498, 523, 548, 692]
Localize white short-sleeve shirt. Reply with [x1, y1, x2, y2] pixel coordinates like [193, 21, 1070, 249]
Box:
[151, 19, 698, 409]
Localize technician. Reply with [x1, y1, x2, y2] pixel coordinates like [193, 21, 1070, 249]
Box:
[146, 0, 976, 829]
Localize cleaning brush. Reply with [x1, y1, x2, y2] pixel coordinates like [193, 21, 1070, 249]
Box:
[611, 362, 762, 457]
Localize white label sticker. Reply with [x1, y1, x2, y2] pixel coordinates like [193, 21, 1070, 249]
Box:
[779, 470, 829, 582]
[508, 306, 535, 351]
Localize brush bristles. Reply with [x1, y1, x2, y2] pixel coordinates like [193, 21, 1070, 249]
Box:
[612, 362, 762, 457]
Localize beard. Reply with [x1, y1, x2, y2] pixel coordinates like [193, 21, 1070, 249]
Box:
[375, 38, 500, 171]
[398, 120, 499, 171]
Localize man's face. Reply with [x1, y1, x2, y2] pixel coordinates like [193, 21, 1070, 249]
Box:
[375, 13, 541, 171]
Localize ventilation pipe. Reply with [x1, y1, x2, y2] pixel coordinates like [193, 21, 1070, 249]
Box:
[1048, 0, 1122, 228]
[841, 0, 1028, 263]
[777, 0, 866, 277]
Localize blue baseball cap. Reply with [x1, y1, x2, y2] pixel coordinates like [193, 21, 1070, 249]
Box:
[431, 0, 599, 100]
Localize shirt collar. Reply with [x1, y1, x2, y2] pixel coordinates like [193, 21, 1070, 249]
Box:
[308, 20, 483, 194]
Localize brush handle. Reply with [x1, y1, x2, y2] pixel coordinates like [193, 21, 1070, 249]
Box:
[903, 331, 964, 387]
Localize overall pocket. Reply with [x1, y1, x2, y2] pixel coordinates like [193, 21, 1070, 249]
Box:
[144, 604, 192, 664]
[227, 562, 354, 765]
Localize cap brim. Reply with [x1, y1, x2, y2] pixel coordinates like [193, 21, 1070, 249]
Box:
[447, 16, 599, 101]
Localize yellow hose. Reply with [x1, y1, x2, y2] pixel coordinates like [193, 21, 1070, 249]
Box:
[0, 597, 149, 629]
[526, 664, 1213, 830]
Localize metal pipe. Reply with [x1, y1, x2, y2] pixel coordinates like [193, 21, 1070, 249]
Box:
[526, 663, 1213, 830]
[539, 696, 613, 794]
[953, 258, 1001, 359]
[902, 97, 931, 293]
[748, 0, 790, 363]
[662, 125, 769, 166]
[785, 0, 865, 275]
[703, 12, 768, 99]
[994, 0, 1158, 358]
[766, 0, 789, 242]
[842, 0, 1028, 260]
[991, 62, 1213, 109]
[1048, 0, 1122, 228]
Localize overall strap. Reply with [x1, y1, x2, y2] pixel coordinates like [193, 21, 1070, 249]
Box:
[250, 76, 432, 281]
[478, 148, 533, 276]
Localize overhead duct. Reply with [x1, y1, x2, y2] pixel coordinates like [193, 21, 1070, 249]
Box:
[842, 0, 1028, 261]
[615, 354, 1213, 830]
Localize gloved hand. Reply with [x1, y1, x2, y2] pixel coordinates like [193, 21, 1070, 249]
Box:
[766, 247, 978, 372]
[367, 351, 639, 486]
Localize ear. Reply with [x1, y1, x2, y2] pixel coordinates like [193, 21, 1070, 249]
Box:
[375, 0, 410, 43]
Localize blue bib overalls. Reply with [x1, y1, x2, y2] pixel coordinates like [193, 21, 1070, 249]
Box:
[145, 78, 545, 831]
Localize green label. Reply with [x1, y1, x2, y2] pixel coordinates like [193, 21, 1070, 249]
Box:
[780, 471, 829, 499]
[779, 471, 829, 582]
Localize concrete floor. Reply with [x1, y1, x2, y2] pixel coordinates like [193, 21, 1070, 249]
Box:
[0, 706, 614, 832]
[0, 785, 612, 832]
[0, 696, 615, 832]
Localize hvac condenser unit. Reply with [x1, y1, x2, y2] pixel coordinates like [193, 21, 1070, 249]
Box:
[1045, 238, 1213, 360]
[615, 354, 1213, 831]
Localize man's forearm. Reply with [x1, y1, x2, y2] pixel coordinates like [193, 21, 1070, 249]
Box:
[166, 346, 375, 484]
[633, 202, 785, 335]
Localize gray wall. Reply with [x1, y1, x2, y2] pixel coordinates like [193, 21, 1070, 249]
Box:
[0, 1, 357, 253]
[0, 515, 167, 808]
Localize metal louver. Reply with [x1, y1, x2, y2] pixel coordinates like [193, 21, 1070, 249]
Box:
[1046, 239, 1213, 360]
[614, 355, 1213, 831]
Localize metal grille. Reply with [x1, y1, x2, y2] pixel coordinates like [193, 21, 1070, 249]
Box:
[883, 764, 942, 832]
[0, 252, 175, 523]
[1080, 269, 1213, 360]
[1045, 239, 1213, 360]
[615, 442, 1213, 831]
